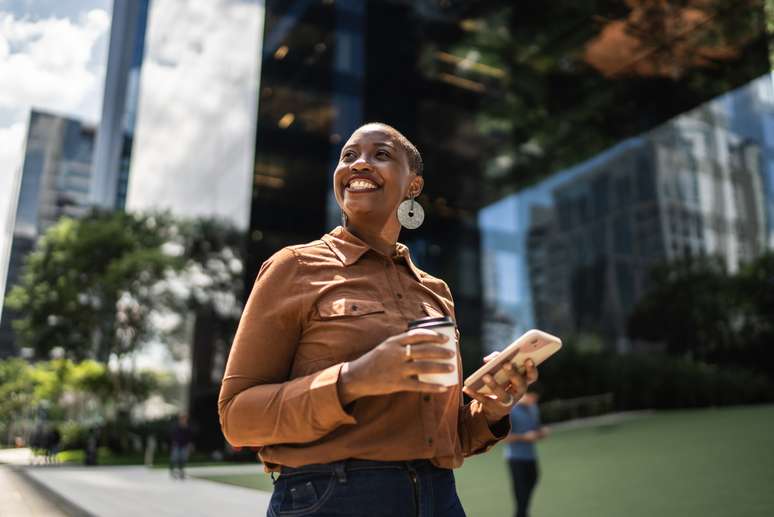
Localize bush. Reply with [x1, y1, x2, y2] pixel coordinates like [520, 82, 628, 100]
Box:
[538, 347, 774, 412]
[59, 420, 89, 450]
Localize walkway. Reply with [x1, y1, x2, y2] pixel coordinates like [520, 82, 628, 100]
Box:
[0, 449, 270, 517]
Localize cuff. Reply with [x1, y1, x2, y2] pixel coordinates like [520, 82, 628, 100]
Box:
[308, 363, 358, 431]
[465, 403, 511, 454]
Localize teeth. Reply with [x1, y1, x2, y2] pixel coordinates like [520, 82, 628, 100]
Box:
[348, 179, 378, 191]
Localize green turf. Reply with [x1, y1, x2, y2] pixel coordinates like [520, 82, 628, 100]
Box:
[197, 405, 774, 517]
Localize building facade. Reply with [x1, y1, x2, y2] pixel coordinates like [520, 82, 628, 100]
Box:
[91, 0, 151, 210]
[247, 0, 773, 373]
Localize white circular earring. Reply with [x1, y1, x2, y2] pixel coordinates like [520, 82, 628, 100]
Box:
[397, 195, 424, 229]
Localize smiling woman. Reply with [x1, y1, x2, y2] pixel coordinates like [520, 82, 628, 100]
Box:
[218, 123, 538, 517]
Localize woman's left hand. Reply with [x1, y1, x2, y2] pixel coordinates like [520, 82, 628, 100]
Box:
[462, 355, 538, 425]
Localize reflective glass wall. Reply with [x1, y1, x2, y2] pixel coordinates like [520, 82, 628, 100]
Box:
[250, 0, 772, 375]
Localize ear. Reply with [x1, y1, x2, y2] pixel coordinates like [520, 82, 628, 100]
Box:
[408, 175, 424, 198]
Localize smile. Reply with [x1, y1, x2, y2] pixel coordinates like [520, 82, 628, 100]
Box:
[346, 178, 380, 192]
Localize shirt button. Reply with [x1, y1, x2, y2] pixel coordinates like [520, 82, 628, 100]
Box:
[396, 293, 403, 299]
[427, 437, 433, 445]
[423, 395, 431, 402]
[351, 304, 358, 311]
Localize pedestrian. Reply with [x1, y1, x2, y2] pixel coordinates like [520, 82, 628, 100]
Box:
[503, 389, 550, 517]
[169, 414, 192, 479]
[219, 122, 540, 516]
[84, 427, 99, 466]
[45, 426, 61, 464]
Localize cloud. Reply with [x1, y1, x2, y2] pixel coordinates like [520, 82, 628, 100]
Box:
[126, 0, 262, 230]
[0, 9, 109, 123]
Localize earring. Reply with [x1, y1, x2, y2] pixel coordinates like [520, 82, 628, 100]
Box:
[397, 195, 425, 229]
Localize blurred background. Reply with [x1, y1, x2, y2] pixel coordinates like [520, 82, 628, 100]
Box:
[0, 1, 772, 516]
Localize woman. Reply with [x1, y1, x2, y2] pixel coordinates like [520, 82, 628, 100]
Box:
[218, 122, 538, 516]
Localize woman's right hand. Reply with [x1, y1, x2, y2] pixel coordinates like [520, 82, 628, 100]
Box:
[337, 329, 455, 405]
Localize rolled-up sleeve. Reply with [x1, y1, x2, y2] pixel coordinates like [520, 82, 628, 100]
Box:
[218, 248, 356, 447]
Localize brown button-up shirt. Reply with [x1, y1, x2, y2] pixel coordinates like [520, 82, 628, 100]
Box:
[218, 226, 507, 471]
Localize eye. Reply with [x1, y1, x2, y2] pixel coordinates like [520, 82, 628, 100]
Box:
[341, 150, 357, 161]
[375, 150, 391, 159]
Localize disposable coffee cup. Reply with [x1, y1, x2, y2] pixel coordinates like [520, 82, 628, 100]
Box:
[406, 316, 458, 387]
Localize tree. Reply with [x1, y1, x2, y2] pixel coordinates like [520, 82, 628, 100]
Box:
[6, 211, 180, 363]
[627, 252, 773, 375]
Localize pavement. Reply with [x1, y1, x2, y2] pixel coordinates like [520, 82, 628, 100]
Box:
[0, 466, 68, 517]
[0, 449, 271, 517]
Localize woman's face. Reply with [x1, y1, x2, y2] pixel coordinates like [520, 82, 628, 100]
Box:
[333, 126, 422, 227]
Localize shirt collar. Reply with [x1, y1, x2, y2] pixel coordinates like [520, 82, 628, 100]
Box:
[322, 226, 424, 282]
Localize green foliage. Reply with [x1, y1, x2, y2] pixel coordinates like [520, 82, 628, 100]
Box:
[539, 345, 774, 415]
[627, 252, 774, 376]
[5, 210, 180, 362]
[0, 357, 167, 446]
[0, 358, 35, 427]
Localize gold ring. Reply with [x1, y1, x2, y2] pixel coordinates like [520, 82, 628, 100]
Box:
[499, 393, 515, 407]
[405, 344, 412, 361]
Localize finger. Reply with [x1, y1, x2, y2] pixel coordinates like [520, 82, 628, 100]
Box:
[482, 374, 511, 402]
[524, 359, 538, 384]
[401, 379, 450, 393]
[502, 363, 526, 396]
[482, 351, 499, 363]
[462, 386, 489, 404]
[407, 344, 456, 360]
[404, 360, 455, 376]
[396, 330, 449, 346]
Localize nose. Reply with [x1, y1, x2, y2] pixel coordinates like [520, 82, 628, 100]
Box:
[351, 157, 372, 172]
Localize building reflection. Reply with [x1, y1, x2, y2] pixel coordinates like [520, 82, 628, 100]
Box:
[482, 74, 772, 352]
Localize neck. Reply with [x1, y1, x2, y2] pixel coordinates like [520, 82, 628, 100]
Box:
[344, 220, 401, 257]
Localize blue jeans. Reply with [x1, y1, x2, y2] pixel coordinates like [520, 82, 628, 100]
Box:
[267, 459, 466, 517]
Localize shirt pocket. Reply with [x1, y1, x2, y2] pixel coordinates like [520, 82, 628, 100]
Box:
[309, 295, 389, 363]
[315, 296, 386, 319]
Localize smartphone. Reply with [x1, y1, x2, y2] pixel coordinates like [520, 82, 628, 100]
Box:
[463, 329, 561, 395]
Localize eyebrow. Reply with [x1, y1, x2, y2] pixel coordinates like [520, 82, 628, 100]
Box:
[342, 141, 396, 153]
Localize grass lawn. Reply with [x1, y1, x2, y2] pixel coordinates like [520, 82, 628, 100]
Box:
[196, 405, 774, 517]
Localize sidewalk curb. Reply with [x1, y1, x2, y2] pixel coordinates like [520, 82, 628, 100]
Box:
[10, 465, 95, 517]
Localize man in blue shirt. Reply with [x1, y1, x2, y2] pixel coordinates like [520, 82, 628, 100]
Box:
[504, 389, 550, 517]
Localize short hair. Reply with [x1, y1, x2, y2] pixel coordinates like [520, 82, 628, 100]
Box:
[355, 122, 424, 176]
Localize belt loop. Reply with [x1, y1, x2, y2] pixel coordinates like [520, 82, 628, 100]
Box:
[333, 462, 347, 484]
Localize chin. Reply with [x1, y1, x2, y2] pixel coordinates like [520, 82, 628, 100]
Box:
[345, 206, 390, 225]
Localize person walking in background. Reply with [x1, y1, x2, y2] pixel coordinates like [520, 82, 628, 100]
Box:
[504, 389, 550, 517]
[45, 426, 61, 464]
[169, 414, 192, 479]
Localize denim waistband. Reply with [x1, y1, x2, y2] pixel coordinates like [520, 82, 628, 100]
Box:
[279, 458, 437, 478]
